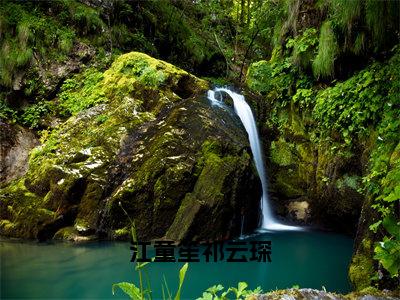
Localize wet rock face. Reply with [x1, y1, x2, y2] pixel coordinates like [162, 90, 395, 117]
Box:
[243, 88, 365, 235]
[0, 52, 261, 241]
[0, 122, 39, 185]
[262, 113, 364, 234]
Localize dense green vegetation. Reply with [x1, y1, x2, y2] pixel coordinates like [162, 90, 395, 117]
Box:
[244, 0, 399, 291]
[0, 0, 399, 296]
[1, 0, 266, 127]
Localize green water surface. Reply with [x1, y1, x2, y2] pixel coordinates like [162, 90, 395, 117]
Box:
[1, 230, 353, 299]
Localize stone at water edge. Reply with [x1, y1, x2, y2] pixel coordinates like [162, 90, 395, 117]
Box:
[253, 288, 399, 300]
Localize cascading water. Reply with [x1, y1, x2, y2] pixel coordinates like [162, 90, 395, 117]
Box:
[208, 87, 299, 231]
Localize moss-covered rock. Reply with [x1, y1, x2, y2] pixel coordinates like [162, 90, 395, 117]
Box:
[0, 179, 55, 239]
[264, 106, 364, 233]
[166, 140, 259, 241]
[0, 52, 260, 242]
[349, 238, 375, 290]
[254, 288, 398, 300]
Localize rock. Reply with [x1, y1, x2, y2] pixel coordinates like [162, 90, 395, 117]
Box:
[257, 288, 344, 300]
[35, 42, 96, 97]
[287, 200, 310, 222]
[254, 288, 399, 300]
[0, 52, 261, 242]
[54, 226, 97, 242]
[349, 141, 400, 291]
[0, 122, 39, 185]
[265, 109, 364, 234]
[8, 41, 95, 100]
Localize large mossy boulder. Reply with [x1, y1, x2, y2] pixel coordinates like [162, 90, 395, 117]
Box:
[0, 52, 261, 241]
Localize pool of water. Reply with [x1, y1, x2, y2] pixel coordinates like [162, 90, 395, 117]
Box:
[1, 230, 354, 299]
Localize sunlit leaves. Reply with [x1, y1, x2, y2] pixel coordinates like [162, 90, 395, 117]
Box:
[196, 282, 262, 300]
[374, 237, 400, 278]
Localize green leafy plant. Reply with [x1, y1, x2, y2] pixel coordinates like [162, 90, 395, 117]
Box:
[20, 101, 54, 128]
[0, 1, 76, 88]
[197, 282, 262, 300]
[0, 99, 17, 122]
[373, 214, 400, 278]
[286, 28, 318, 69]
[58, 68, 105, 116]
[112, 203, 189, 300]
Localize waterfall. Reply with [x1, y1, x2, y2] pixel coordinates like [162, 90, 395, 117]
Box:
[208, 87, 299, 231]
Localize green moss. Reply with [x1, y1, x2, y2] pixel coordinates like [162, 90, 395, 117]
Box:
[0, 220, 16, 233]
[389, 142, 400, 165]
[0, 179, 56, 238]
[166, 140, 250, 241]
[195, 139, 245, 204]
[289, 112, 308, 137]
[107, 125, 191, 233]
[54, 226, 78, 240]
[0, 1, 77, 88]
[165, 193, 201, 241]
[312, 21, 338, 78]
[74, 219, 90, 231]
[270, 139, 294, 166]
[268, 136, 315, 199]
[153, 161, 194, 211]
[113, 227, 130, 240]
[344, 286, 400, 299]
[358, 286, 380, 295]
[75, 181, 104, 230]
[57, 51, 207, 117]
[349, 238, 375, 290]
[58, 68, 105, 116]
[1, 52, 210, 241]
[105, 51, 206, 90]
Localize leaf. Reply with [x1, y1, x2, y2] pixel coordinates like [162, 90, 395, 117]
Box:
[252, 287, 262, 294]
[238, 282, 248, 293]
[163, 275, 172, 300]
[112, 282, 142, 299]
[229, 282, 248, 299]
[383, 186, 400, 202]
[221, 290, 230, 299]
[162, 284, 166, 300]
[374, 240, 400, 277]
[196, 292, 213, 300]
[131, 225, 138, 244]
[383, 214, 400, 240]
[206, 285, 224, 295]
[135, 261, 150, 271]
[174, 263, 189, 300]
[369, 220, 382, 233]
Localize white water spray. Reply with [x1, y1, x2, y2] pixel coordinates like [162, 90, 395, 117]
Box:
[208, 88, 299, 231]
